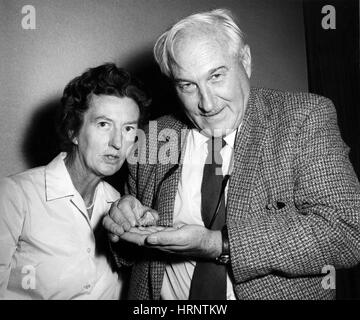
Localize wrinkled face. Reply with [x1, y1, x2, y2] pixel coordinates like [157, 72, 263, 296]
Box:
[172, 31, 251, 137]
[73, 94, 139, 178]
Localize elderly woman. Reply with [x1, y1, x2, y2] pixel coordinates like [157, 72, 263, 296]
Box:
[0, 63, 149, 299]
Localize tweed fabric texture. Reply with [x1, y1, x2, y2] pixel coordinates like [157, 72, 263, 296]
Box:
[114, 87, 360, 300]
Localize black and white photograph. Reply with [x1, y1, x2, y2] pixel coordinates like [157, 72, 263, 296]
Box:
[0, 0, 359, 311]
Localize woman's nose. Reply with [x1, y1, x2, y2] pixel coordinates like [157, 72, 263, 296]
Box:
[109, 131, 122, 150]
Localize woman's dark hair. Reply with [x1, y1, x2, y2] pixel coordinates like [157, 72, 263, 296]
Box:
[57, 63, 151, 153]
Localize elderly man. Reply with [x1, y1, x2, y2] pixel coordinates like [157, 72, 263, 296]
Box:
[103, 9, 360, 300]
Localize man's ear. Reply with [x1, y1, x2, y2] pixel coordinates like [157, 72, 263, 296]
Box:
[240, 45, 251, 78]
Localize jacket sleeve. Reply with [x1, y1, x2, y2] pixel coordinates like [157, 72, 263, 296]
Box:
[0, 177, 25, 298]
[108, 163, 139, 269]
[229, 97, 360, 284]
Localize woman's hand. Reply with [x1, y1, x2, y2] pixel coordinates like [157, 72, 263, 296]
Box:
[103, 195, 159, 242]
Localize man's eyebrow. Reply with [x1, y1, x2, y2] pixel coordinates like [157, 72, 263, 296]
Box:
[208, 66, 228, 75]
[174, 66, 228, 83]
[174, 78, 192, 84]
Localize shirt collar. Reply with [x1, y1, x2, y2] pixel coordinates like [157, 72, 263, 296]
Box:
[45, 152, 119, 203]
[45, 152, 75, 201]
[191, 126, 240, 150]
[223, 129, 238, 149]
[191, 129, 209, 147]
[101, 182, 121, 204]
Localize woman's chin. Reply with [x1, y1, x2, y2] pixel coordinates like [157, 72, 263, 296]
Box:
[99, 164, 123, 177]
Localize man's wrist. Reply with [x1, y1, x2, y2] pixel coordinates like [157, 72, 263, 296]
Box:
[215, 225, 230, 265]
[205, 229, 222, 259]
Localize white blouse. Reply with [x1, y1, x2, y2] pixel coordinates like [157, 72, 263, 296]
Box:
[0, 153, 123, 300]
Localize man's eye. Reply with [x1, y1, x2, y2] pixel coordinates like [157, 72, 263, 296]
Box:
[210, 73, 223, 81]
[178, 83, 196, 92]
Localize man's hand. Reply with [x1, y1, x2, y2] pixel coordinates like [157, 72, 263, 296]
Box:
[144, 224, 222, 260]
[118, 225, 165, 246]
[103, 195, 159, 242]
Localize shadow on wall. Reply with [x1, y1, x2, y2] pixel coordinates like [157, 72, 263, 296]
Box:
[123, 48, 190, 125]
[21, 48, 187, 193]
[22, 98, 61, 169]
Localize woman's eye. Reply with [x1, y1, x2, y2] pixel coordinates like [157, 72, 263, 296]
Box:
[125, 126, 135, 132]
[98, 122, 110, 128]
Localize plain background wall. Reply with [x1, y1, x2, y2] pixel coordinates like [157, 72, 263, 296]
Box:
[0, 0, 308, 178]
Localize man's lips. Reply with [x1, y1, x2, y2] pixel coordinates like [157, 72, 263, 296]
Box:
[201, 107, 225, 118]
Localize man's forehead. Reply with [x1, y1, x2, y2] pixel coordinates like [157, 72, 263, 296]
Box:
[173, 29, 230, 58]
[172, 38, 231, 79]
[174, 27, 227, 52]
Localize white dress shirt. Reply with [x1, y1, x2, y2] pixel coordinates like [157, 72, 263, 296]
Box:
[160, 129, 237, 300]
[0, 153, 123, 300]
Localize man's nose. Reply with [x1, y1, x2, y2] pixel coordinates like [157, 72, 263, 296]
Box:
[109, 130, 122, 150]
[198, 86, 215, 113]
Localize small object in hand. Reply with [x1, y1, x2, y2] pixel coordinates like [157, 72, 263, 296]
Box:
[138, 211, 156, 227]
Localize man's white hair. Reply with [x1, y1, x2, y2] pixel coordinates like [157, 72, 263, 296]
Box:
[153, 8, 246, 78]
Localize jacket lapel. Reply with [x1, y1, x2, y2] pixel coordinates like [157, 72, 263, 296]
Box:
[150, 118, 189, 299]
[227, 88, 269, 221]
[154, 119, 189, 227]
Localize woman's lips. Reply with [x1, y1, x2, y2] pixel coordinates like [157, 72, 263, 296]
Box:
[103, 154, 120, 163]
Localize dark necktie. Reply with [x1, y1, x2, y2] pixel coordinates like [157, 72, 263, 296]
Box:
[189, 137, 227, 300]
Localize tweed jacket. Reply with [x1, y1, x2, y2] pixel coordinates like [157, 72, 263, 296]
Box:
[118, 87, 360, 300]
